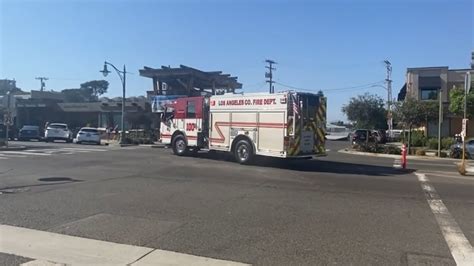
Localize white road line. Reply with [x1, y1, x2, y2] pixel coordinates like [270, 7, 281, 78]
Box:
[21, 260, 65, 266]
[422, 171, 474, 181]
[0, 224, 250, 266]
[60, 147, 107, 152]
[393, 159, 402, 168]
[0, 154, 27, 158]
[0, 151, 51, 156]
[131, 249, 249, 266]
[415, 172, 474, 265]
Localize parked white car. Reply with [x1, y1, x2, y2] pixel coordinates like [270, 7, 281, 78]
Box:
[75, 127, 101, 145]
[45, 123, 73, 143]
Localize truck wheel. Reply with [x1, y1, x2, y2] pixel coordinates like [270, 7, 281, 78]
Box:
[172, 135, 188, 156]
[234, 139, 253, 164]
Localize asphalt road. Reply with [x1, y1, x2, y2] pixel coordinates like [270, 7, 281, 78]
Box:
[0, 140, 473, 265]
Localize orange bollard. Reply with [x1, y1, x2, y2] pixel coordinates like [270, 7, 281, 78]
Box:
[401, 144, 407, 169]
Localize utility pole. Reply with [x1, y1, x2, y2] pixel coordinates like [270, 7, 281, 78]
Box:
[35, 77, 49, 91]
[438, 88, 443, 157]
[265, 59, 276, 93]
[384, 60, 393, 139]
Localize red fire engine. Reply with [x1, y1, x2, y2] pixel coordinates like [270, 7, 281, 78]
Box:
[160, 92, 326, 164]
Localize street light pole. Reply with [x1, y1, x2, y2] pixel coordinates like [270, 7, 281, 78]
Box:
[438, 88, 442, 157]
[121, 64, 126, 144]
[462, 71, 471, 165]
[5, 91, 10, 148]
[384, 60, 393, 139]
[101, 61, 127, 144]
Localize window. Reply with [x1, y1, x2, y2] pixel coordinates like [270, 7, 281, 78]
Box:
[420, 87, 439, 100]
[81, 128, 98, 133]
[186, 101, 196, 118]
[48, 124, 67, 129]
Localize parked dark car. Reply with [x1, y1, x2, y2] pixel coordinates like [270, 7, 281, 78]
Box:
[371, 129, 387, 144]
[351, 129, 370, 144]
[18, 125, 41, 141]
[351, 129, 387, 144]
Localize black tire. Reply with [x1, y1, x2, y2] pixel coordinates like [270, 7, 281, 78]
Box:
[66, 139, 73, 143]
[172, 135, 188, 156]
[233, 139, 254, 164]
[76, 141, 82, 144]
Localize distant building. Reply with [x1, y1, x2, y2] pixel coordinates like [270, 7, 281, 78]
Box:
[0, 79, 17, 94]
[403, 66, 473, 137]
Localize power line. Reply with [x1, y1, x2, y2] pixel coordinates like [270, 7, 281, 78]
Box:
[274, 80, 385, 93]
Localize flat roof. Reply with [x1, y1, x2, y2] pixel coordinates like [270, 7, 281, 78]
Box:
[139, 65, 242, 90]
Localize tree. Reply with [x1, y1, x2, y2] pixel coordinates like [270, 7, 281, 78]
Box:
[449, 85, 474, 118]
[394, 97, 438, 151]
[394, 97, 438, 129]
[61, 88, 95, 102]
[80, 80, 109, 99]
[342, 93, 387, 129]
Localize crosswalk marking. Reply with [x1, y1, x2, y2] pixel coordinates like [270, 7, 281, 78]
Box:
[1, 151, 51, 156]
[61, 147, 107, 152]
[0, 147, 109, 160]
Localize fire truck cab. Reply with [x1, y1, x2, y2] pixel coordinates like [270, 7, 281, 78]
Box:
[160, 92, 326, 164]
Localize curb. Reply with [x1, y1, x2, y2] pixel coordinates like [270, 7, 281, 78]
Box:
[338, 149, 461, 161]
[0, 145, 27, 151]
[119, 144, 138, 147]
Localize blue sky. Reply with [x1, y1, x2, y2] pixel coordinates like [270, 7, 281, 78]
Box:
[1, 0, 472, 121]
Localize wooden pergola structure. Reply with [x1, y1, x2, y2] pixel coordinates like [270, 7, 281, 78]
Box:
[139, 65, 242, 96]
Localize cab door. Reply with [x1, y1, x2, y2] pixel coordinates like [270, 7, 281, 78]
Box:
[184, 97, 204, 146]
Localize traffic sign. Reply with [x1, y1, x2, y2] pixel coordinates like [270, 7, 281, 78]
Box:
[3, 113, 12, 126]
[465, 72, 472, 94]
[461, 118, 468, 137]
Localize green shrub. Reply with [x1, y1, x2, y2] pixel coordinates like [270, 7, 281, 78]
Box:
[383, 145, 401, 155]
[427, 138, 438, 150]
[410, 131, 427, 147]
[441, 137, 454, 150]
[359, 143, 378, 153]
[409, 147, 418, 155]
[437, 151, 448, 158]
[416, 149, 426, 156]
